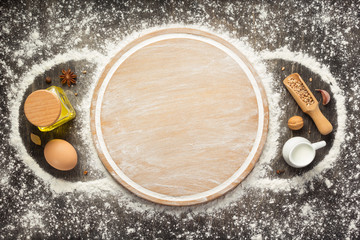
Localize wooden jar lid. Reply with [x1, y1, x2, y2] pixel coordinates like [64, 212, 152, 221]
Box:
[24, 90, 61, 127]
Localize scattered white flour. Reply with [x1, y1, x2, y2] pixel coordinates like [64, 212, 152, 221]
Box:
[324, 178, 333, 188]
[300, 203, 314, 219]
[126, 228, 136, 234]
[6, 25, 346, 211]
[251, 234, 263, 240]
[21, 211, 45, 229]
[3, 26, 349, 237]
[1, 1, 358, 239]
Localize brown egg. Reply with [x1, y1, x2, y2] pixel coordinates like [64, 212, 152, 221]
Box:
[44, 139, 78, 171]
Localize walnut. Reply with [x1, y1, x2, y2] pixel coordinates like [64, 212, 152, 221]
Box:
[288, 116, 304, 130]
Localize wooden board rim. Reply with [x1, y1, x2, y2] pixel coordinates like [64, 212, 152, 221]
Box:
[90, 28, 269, 206]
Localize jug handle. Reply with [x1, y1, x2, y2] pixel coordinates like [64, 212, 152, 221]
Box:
[312, 141, 326, 150]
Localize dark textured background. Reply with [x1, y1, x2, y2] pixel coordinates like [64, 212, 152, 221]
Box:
[0, 0, 359, 239]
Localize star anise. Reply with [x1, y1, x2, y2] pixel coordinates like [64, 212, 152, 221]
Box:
[60, 69, 77, 87]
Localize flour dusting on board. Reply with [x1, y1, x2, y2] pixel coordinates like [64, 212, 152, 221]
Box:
[0, 0, 359, 239]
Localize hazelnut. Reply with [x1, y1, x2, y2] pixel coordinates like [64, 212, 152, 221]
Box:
[288, 116, 304, 130]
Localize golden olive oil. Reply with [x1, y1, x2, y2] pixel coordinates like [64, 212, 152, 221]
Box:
[38, 86, 76, 132]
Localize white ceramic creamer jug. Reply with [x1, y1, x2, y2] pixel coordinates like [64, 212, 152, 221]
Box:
[282, 137, 326, 168]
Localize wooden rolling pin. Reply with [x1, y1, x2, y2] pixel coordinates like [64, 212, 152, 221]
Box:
[283, 73, 333, 135]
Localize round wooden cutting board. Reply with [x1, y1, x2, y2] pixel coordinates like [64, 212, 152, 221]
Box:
[91, 28, 269, 206]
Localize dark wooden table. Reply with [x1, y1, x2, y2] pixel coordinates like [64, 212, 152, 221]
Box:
[0, 0, 359, 239]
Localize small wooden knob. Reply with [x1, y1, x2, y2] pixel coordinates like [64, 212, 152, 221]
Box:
[24, 90, 61, 127]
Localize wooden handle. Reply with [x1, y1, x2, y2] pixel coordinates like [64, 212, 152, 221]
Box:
[307, 105, 333, 135]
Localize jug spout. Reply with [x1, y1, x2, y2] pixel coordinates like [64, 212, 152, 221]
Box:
[312, 141, 326, 150]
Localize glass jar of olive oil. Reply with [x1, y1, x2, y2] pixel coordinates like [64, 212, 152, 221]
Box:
[24, 86, 76, 132]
